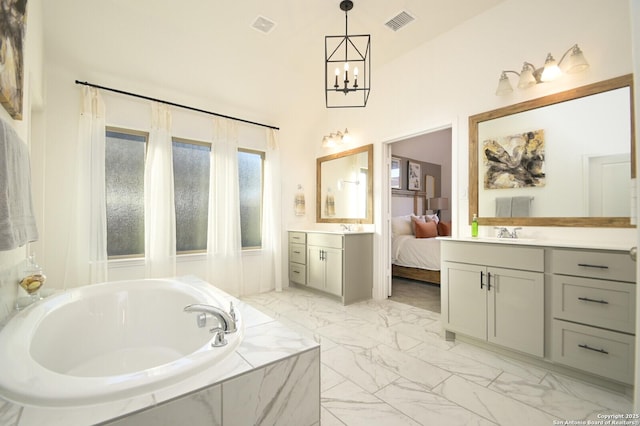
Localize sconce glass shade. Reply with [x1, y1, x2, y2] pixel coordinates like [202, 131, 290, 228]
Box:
[495, 72, 513, 96]
[561, 45, 589, 74]
[540, 53, 561, 82]
[517, 64, 537, 89]
[342, 128, 352, 143]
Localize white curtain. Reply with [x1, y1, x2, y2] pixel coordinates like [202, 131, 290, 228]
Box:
[144, 103, 176, 278]
[65, 86, 108, 287]
[207, 117, 243, 296]
[262, 129, 283, 291]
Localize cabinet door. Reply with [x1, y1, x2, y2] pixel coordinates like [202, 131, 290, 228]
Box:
[487, 267, 544, 357]
[324, 247, 343, 296]
[442, 261, 487, 340]
[307, 246, 325, 290]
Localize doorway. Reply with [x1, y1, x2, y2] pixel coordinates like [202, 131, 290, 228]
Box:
[384, 125, 453, 303]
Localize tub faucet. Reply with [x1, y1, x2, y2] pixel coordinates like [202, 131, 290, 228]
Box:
[184, 303, 238, 334]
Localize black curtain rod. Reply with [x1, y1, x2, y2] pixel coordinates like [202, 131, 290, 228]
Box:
[74, 80, 280, 131]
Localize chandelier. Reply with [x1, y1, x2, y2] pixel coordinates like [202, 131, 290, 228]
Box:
[325, 0, 371, 108]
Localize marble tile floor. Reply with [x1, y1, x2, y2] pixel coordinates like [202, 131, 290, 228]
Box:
[240, 287, 634, 426]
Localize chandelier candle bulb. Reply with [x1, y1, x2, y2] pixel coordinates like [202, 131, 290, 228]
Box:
[334, 68, 339, 88]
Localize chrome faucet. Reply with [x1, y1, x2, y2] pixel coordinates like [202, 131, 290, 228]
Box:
[184, 303, 238, 334]
[341, 224, 352, 231]
[495, 227, 522, 239]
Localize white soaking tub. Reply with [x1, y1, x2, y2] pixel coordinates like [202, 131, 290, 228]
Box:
[0, 278, 243, 407]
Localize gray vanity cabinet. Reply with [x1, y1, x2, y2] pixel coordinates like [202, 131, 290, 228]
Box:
[288, 230, 373, 305]
[550, 248, 636, 384]
[441, 241, 545, 357]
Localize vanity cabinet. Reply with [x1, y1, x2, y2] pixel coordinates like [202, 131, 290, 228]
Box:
[307, 233, 343, 296]
[550, 248, 636, 384]
[288, 231, 373, 304]
[441, 241, 545, 357]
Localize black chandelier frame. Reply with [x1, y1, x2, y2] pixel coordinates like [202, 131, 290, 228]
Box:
[325, 0, 371, 108]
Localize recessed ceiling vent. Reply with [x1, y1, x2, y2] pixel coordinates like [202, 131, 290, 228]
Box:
[251, 15, 277, 34]
[385, 11, 415, 32]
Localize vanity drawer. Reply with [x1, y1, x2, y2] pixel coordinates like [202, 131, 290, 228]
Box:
[307, 233, 343, 249]
[441, 241, 544, 272]
[289, 243, 306, 264]
[550, 249, 635, 282]
[552, 275, 636, 334]
[289, 263, 306, 285]
[289, 232, 306, 244]
[552, 320, 634, 384]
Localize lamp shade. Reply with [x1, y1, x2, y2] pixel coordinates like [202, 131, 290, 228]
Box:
[429, 197, 449, 211]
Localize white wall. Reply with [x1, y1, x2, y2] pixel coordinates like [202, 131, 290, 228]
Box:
[296, 0, 636, 300]
[0, 0, 44, 320]
[30, 0, 637, 301]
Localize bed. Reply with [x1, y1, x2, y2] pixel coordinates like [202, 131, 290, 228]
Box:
[391, 214, 450, 285]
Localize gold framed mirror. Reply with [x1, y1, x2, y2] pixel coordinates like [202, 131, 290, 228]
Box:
[469, 74, 635, 227]
[317, 144, 373, 224]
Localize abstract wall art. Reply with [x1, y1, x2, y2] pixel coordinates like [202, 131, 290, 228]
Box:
[483, 129, 546, 189]
[0, 0, 28, 120]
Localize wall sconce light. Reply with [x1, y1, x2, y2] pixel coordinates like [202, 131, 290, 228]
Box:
[321, 128, 352, 148]
[495, 44, 589, 96]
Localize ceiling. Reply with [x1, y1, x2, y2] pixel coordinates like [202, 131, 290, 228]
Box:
[43, 0, 505, 124]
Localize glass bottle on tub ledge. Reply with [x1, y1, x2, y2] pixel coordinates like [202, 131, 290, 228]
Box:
[19, 253, 46, 301]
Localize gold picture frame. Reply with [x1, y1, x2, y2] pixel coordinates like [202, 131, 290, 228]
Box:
[0, 0, 28, 120]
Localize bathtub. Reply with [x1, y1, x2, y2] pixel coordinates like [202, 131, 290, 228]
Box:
[0, 278, 243, 407]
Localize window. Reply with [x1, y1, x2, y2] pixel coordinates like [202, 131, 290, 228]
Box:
[238, 149, 264, 249]
[105, 129, 146, 257]
[172, 139, 211, 253]
[105, 128, 264, 256]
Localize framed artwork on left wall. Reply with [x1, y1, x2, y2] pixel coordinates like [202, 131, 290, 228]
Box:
[408, 161, 421, 190]
[390, 157, 401, 189]
[0, 0, 28, 120]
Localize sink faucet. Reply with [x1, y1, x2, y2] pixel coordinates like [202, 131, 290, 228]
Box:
[495, 227, 522, 239]
[341, 224, 352, 231]
[184, 303, 238, 334]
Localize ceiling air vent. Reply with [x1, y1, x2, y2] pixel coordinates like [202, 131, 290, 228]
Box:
[385, 11, 415, 32]
[251, 15, 277, 34]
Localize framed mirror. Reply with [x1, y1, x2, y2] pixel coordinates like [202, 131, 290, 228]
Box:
[317, 144, 373, 223]
[469, 74, 635, 227]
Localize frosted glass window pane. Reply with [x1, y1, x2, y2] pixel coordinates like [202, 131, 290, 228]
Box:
[173, 140, 210, 252]
[238, 150, 263, 249]
[105, 130, 146, 257]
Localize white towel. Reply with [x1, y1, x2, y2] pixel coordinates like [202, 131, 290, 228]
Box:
[0, 118, 39, 250]
[495, 197, 512, 217]
[511, 196, 532, 217]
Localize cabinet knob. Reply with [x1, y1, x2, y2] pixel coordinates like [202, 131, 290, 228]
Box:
[630, 246, 637, 262]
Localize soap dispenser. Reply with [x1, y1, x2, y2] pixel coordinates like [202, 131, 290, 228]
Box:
[471, 214, 479, 237]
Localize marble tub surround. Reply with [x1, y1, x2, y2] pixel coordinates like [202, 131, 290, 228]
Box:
[0, 276, 320, 426]
[241, 287, 633, 426]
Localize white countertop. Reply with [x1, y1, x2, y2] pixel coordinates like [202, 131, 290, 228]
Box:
[439, 236, 633, 252]
[289, 229, 374, 235]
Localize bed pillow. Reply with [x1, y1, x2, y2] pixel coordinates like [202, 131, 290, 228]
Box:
[391, 215, 413, 236]
[410, 215, 426, 234]
[437, 221, 451, 236]
[414, 220, 438, 238]
[424, 214, 440, 224]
